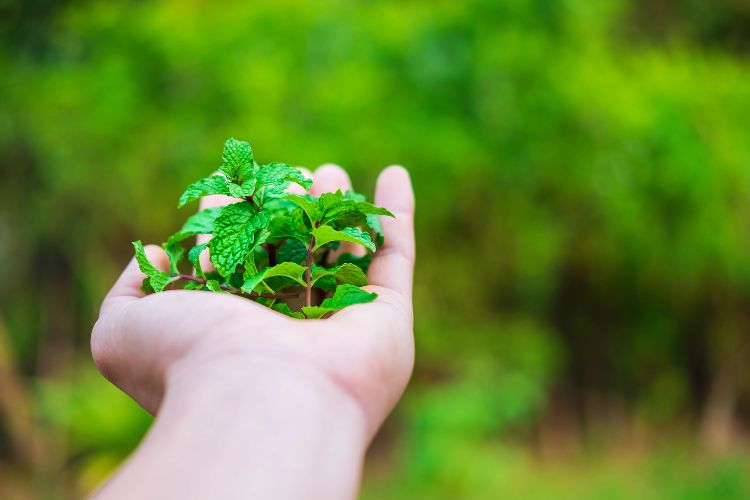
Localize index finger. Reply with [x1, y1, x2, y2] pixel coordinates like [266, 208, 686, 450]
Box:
[367, 166, 415, 300]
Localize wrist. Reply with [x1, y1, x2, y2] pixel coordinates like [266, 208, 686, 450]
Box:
[166, 350, 369, 439]
[165, 340, 368, 433]
[101, 348, 369, 499]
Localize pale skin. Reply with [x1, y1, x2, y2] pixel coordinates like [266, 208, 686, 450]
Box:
[90, 165, 415, 499]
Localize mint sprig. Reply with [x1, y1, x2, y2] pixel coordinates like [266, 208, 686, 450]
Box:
[132, 137, 393, 319]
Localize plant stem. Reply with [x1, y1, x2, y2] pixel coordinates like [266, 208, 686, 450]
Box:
[266, 243, 278, 267]
[174, 274, 299, 300]
[305, 236, 315, 307]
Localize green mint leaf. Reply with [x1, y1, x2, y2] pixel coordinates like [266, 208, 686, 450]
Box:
[312, 225, 376, 252]
[132, 240, 171, 292]
[133, 137, 389, 320]
[318, 191, 345, 215]
[268, 208, 309, 243]
[302, 284, 377, 319]
[311, 263, 368, 287]
[183, 280, 204, 290]
[312, 273, 337, 292]
[254, 228, 271, 251]
[359, 203, 394, 244]
[188, 242, 209, 278]
[321, 200, 364, 226]
[237, 164, 257, 185]
[265, 262, 308, 285]
[255, 163, 312, 204]
[356, 201, 394, 217]
[318, 190, 393, 228]
[178, 175, 230, 208]
[209, 203, 271, 277]
[336, 252, 373, 274]
[241, 262, 307, 293]
[261, 162, 313, 191]
[141, 277, 155, 294]
[242, 228, 271, 280]
[366, 214, 385, 247]
[323, 284, 377, 308]
[344, 191, 394, 217]
[162, 242, 185, 274]
[272, 302, 305, 319]
[220, 138, 254, 182]
[240, 273, 264, 294]
[346, 192, 393, 247]
[205, 280, 226, 293]
[343, 190, 365, 203]
[321, 191, 393, 229]
[278, 238, 308, 264]
[226, 178, 257, 198]
[242, 251, 257, 281]
[301, 306, 332, 319]
[283, 194, 321, 225]
[166, 206, 224, 246]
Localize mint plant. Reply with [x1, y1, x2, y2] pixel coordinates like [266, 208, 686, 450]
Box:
[132, 138, 394, 319]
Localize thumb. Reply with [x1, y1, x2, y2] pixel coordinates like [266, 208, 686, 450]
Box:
[100, 244, 170, 316]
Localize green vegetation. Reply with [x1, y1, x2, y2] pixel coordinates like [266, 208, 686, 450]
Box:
[2, 0, 750, 498]
[133, 137, 388, 318]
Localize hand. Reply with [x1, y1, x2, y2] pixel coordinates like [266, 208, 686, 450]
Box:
[90, 165, 415, 499]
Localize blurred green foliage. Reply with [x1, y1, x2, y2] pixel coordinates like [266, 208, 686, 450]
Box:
[2, 0, 750, 497]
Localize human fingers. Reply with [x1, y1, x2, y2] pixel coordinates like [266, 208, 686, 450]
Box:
[100, 245, 170, 315]
[310, 164, 364, 260]
[367, 166, 415, 300]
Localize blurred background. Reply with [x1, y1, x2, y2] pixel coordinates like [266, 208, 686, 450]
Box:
[2, 0, 750, 498]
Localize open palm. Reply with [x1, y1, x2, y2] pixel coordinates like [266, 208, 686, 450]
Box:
[92, 165, 415, 437]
